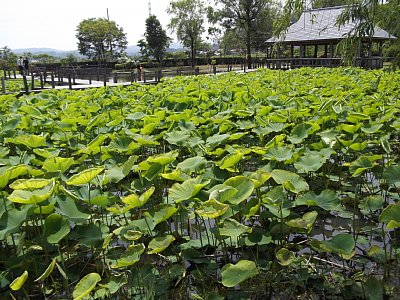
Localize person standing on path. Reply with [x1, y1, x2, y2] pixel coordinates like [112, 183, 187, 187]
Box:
[17, 57, 24, 75]
[23, 57, 29, 75]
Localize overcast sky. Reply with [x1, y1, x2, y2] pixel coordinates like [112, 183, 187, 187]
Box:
[0, 0, 173, 50]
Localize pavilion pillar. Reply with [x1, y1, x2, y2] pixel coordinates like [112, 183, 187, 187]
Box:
[324, 45, 328, 57]
[290, 45, 294, 58]
[314, 45, 318, 58]
[299, 45, 304, 58]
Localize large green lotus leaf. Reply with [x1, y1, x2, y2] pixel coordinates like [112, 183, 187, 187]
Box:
[295, 190, 341, 211]
[6, 134, 46, 148]
[42, 156, 74, 173]
[146, 204, 179, 226]
[311, 234, 355, 258]
[379, 203, 400, 229]
[208, 185, 238, 202]
[165, 130, 190, 146]
[105, 166, 125, 183]
[287, 123, 313, 144]
[271, 169, 309, 193]
[55, 196, 91, 223]
[363, 276, 383, 300]
[241, 198, 261, 218]
[286, 211, 318, 232]
[221, 260, 259, 287]
[294, 152, 326, 173]
[122, 187, 155, 208]
[219, 218, 252, 239]
[66, 167, 104, 185]
[0, 165, 29, 189]
[33, 148, 60, 159]
[143, 162, 163, 181]
[9, 270, 28, 291]
[0, 205, 34, 240]
[123, 230, 142, 241]
[223, 176, 254, 205]
[346, 112, 370, 123]
[147, 151, 178, 166]
[73, 224, 108, 248]
[195, 199, 229, 219]
[161, 169, 191, 182]
[8, 179, 55, 204]
[361, 123, 383, 134]
[276, 248, 295, 266]
[318, 129, 338, 148]
[349, 156, 378, 177]
[122, 155, 138, 176]
[34, 258, 57, 282]
[10, 178, 53, 190]
[104, 274, 127, 295]
[265, 146, 294, 162]
[73, 273, 101, 300]
[147, 235, 176, 254]
[87, 134, 108, 149]
[205, 133, 230, 148]
[242, 228, 272, 246]
[126, 112, 146, 121]
[383, 165, 400, 187]
[44, 213, 70, 244]
[249, 170, 272, 188]
[169, 177, 210, 203]
[358, 195, 384, 215]
[112, 244, 145, 269]
[216, 152, 243, 172]
[177, 156, 208, 174]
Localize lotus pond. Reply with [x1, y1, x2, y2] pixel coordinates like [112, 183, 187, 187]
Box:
[0, 67, 400, 299]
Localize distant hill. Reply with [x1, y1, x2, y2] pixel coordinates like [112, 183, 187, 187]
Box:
[13, 48, 80, 58]
[13, 43, 186, 58]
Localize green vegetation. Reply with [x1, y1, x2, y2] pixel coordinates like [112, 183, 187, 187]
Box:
[0, 67, 400, 299]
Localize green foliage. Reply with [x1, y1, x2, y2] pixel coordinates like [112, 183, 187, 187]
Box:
[0, 67, 399, 298]
[76, 18, 127, 63]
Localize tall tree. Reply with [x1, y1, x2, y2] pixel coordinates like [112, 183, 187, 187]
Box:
[0, 46, 17, 70]
[145, 15, 170, 64]
[167, 0, 206, 67]
[210, 0, 274, 69]
[76, 18, 127, 65]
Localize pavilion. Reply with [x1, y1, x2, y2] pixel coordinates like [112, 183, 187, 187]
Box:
[265, 6, 396, 69]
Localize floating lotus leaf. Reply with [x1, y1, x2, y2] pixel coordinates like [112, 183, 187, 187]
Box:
[265, 146, 294, 162]
[358, 195, 384, 215]
[222, 176, 254, 205]
[286, 211, 318, 232]
[294, 151, 326, 173]
[195, 199, 229, 219]
[383, 165, 400, 187]
[177, 156, 207, 174]
[311, 234, 355, 259]
[147, 235, 175, 254]
[42, 156, 74, 173]
[73, 273, 101, 300]
[221, 260, 259, 287]
[276, 248, 295, 266]
[122, 187, 155, 208]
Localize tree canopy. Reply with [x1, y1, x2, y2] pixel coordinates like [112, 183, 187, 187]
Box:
[210, 0, 276, 69]
[168, 0, 206, 67]
[76, 18, 127, 64]
[145, 15, 170, 64]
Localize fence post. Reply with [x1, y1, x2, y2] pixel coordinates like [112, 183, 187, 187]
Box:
[73, 75, 76, 85]
[195, 67, 199, 76]
[22, 75, 29, 94]
[113, 73, 117, 83]
[143, 72, 146, 83]
[51, 73, 55, 88]
[31, 74, 35, 90]
[8, 70, 11, 79]
[103, 73, 107, 87]
[213, 66, 216, 74]
[40, 75, 44, 89]
[130, 71, 135, 83]
[159, 70, 162, 81]
[89, 77, 92, 85]
[68, 74, 72, 90]
[1, 77, 5, 93]
[13, 70, 16, 79]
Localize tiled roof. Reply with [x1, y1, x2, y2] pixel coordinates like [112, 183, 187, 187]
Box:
[268, 6, 395, 44]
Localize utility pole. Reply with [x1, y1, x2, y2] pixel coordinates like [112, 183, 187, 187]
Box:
[148, 0, 152, 16]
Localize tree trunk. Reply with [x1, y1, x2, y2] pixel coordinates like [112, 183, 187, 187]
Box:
[191, 38, 195, 67]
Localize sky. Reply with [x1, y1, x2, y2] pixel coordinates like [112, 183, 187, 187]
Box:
[0, 0, 173, 50]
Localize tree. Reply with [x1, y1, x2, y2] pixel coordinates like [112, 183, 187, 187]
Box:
[168, 0, 206, 67]
[0, 46, 17, 70]
[145, 15, 170, 64]
[210, 0, 275, 69]
[76, 18, 127, 65]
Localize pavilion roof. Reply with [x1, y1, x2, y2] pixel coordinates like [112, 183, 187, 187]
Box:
[267, 6, 395, 45]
